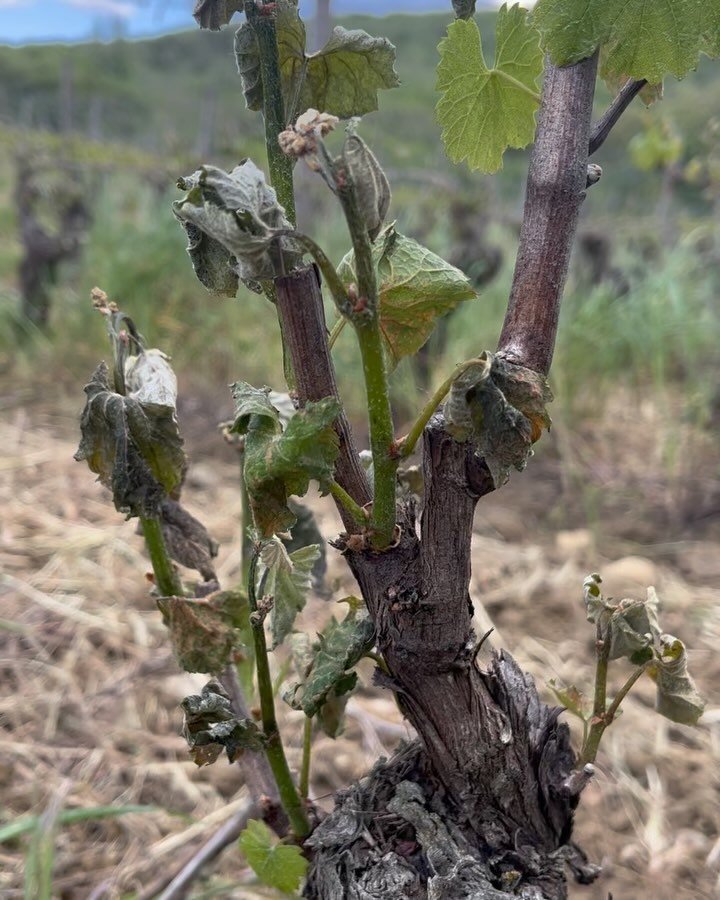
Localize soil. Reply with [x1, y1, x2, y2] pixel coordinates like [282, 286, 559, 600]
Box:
[0, 394, 718, 899]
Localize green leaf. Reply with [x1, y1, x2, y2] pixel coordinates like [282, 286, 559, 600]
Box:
[317, 670, 358, 738]
[235, 1, 399, 120]
[649, 635, 705, 726]
[444, 351, 551, 487]
[284, 599, 375, 717]
[238, 819, 308, 894]
[260, 539, 321, 648]
[231, 383, 341, 538]
[534, 0, 720, 83]
[599, 50, 664, 107]
[182, 681, 266, 766]
[173, 160, 300, 294]
[192, 0, 242, 30]
[548, 679, 590, 722]
[157, 593, 236, 674]
[337, 225, 476, 370]
[436, 5, 543, 173]
[75, 361, 186, 518]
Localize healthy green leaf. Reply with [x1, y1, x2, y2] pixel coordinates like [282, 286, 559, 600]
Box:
[173, 160, 300, 293]
[599, 51, 664, 107]
[75, 362, 186, 518]
[444, 351, 551, 487]
[649, 635, 706, 726]
[235, 1, 399, 120]
[436, 4, 543, 173]
[239, 819, 308, 894]
[157, 593, 236, 674]
[284, 599, 375, 717]
[182, 681, 266, 765]
[534, 0, 720, 83]
[260, 539, 321, 648]
[231, 384, 341, 538]
[337, 225, 476, 370]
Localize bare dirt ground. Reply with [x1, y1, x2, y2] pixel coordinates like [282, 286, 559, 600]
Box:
[1, 396, 718, 899]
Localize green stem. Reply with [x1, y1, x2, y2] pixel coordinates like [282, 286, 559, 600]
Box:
[328, 316, 347, 349]
[491, 68, 541, 104]
[398, 358, 485, 458]
[248, 553, 310, 838]
[328, 479, 368, 527]
[238, 446, 254, 584]
[141, 516, 183, 597]
[245, 0, 295, 224]
[336, 174, 397, 549]
[366, 650, 390, 676]
[580, 663, 647, 765]
[300, 716, 313, 800]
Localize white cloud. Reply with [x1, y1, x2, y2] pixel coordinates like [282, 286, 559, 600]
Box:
[65, 0, 139, 17]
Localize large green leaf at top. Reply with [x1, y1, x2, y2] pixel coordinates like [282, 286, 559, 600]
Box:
[75, 361, 186, 518]
[337, 225, 476, 371]
[230, 383, 341, 537]
[534, 0, 720, 83]
[239, 819, 308, 894]
[436, 5, 543, 173]
[235, 0, 399, 120]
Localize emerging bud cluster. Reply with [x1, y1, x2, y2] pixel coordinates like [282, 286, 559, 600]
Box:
[278, 109, 340, 160]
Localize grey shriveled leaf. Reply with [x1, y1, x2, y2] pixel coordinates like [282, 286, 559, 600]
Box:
[192, 0, 242, 30]
[650, 635, 705, 726]
[159, 499, 218, 581]
[342, 133, 391, 241]
[75, 362, 186, 518]
[157, 594, 235, 674]
[179, 221, 239, 297]
[182, 681, 266, 765]
[173, 160, 300, 293]
[124, 349, 177, 412]
[444, 351, 546, 487]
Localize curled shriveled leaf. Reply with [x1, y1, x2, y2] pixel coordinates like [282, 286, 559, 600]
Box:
[342, 132, 391, 241]
[338, 225, 476, 370]
[192, 0, 242, 30]
[283, 500, 327, 590]
[649, 635, 705, 726]
[444, 351, 551, 487]
[182, 681, 266, 765]
[583, 575, 661, 660]
[181, 221, 239, 297]
[160, 499, 218, 582]
[173, 160, 300, 293]
[235, 0, 399, 119]
[230, 383, 341, 538]
[239, 819, 308, 894]
[284, 598, 374, 718]
[259, 539, 321, 648]
[158, 593, 235, 674]
[75, 362, 186, 518]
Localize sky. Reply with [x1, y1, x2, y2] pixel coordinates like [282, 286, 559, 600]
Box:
[0, 0, 501, 45]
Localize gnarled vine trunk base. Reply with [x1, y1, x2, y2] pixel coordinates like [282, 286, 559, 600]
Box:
[304, 654, 599, 900]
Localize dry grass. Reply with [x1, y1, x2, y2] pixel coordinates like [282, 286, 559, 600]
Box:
[0, 400, 718, 899]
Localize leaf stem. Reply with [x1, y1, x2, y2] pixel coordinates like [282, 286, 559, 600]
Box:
[248, 552, 310, 838]
[299, 716, 312, 799]
[335, 173, 397, 549]
[398, 358, 485, 458]
[328, 316, 347, 349]
[491, 68, 541, 104]
[244, 0, 295, 224]
[328, 479, 368, 527]
[283, 231, 350, 313]
[141, 516, 183, 597]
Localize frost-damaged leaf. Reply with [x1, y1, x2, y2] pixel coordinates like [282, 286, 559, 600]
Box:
[235, 0, 399, 119]
[75, 362, 186, 518]
[284, 500, 327, 590]
[548, 680, 590, 722]
[239, 819, 308, 894]
[343, 133, 391, 242]
[173, 160, 300, 294]
[180, 221, 239, 297]
[649, 635, 705, 726]
[160, 499, 218, 581]
[444, 351, 551, 487]
[192, 0, 242, 30]
[583, 576, 662, 661]
[436, 4, 543, 173]
[284, 598, 374, 717]
[230, 383, 341, 538]
[337, 225, 476, 370]
[260, 539, 321, 648]
[534, 0, 720, 83]
[182, 681, 266, 765]
[317, 670, 358, 738]
[158, 593, 235, 674]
